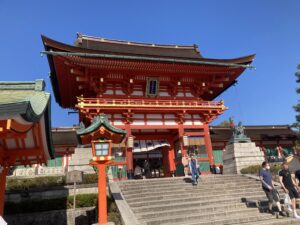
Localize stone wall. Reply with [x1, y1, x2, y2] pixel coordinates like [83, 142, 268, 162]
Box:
[68, 147, 95, 173]
[223, 142, 265, 174]
[13, 166, 65, 177]
[4, 207, 96, 225]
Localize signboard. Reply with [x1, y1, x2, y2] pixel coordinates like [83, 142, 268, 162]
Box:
[66, 170, 83, 184]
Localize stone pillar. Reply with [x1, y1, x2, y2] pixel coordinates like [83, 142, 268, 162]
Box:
[223, 142, 265, 174]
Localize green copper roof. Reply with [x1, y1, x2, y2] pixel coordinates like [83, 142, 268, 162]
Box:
[0, 79, 54, 158]
[77, 114, 126, 143]
[0, 80, 50, 122]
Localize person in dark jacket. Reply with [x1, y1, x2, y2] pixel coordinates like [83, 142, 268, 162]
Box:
[259, 161, 286, 217]
[189, 154, 199, 185]
[143, 159, 151, 178]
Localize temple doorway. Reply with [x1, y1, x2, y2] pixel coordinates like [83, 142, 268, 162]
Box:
[132, 140, 172, 178]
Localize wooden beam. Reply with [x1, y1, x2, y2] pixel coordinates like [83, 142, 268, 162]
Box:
[10, 119, 33, 133]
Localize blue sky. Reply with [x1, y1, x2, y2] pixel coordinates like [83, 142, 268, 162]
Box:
[0, 1, 299, 127]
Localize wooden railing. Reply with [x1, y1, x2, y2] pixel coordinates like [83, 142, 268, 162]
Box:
[77, 97, 226, 110]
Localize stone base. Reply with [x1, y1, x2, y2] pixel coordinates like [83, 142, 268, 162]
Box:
[222, 142, 265, 174]
[68, 147, 95, 174]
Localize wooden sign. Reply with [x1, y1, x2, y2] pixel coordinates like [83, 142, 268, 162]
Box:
[66, 170, 83, 184]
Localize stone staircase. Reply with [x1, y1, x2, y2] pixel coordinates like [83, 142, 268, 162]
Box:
[115, 175, 300, 225]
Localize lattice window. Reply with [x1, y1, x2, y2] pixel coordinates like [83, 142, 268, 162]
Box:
[146, 77, 159, 97]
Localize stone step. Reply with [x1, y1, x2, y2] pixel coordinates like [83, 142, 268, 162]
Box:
[125, 189, 268, 204]
[114, 175, 295, 225]
[120, 180, 259, 190]
[119, 180, 257, 189]
[128, 193, 267, 208]
[123, 186, 277, 199]
[120, 181, 261, 193]
[118, 175, 253, 184]
[119, 175, 245, 183]
[141, 207, 260, 225]
[118, 176, 256, 187]
[133, 201, 245, 214]
[167, 214, 277, 225]
[136, 202, 247, 219]
[122, 184, 264, 197]
[239, 217, 300, 225]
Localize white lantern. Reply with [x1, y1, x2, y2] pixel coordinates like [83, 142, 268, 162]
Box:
[127, 136, 134, 148]
[183, 135, 189, 146]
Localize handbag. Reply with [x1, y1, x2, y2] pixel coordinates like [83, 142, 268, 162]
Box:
[284, 193, 292, 205]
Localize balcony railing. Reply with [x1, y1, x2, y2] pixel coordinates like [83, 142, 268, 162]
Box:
[77, 97, 227, 110]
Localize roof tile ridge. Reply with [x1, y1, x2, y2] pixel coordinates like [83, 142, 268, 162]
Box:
[77, 33, 197, 50]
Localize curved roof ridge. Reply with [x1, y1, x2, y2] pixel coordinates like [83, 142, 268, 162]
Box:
[76, 32, 198, 50]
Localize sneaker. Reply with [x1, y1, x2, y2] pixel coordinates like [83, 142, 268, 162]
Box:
[293, 214, 300, 219]
[287, 206, 293, 212]
[267, 209, 275, 215]
[279, 211, 287, 217]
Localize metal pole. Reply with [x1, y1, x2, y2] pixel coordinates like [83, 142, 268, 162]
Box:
[73, 181, 76, 210]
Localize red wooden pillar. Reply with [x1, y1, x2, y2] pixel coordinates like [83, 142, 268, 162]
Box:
[96, 163, 107, 224]
[178, 124, 187, 156]
[0, 167, 8, 216]
[125, 124, 133, 179]
[162, 147, 170, 177]
[203, 123, 214, 166]
[168, 139, 176, 176]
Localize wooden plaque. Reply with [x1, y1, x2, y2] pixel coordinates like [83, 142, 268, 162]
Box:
[66, 170, 83, 184]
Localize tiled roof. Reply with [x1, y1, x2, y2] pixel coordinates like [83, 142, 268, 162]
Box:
[0, 80, 50, 122]
[0, 79, 54, 158]
[75, 33, 202, 59]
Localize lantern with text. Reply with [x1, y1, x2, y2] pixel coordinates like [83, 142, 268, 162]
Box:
[127, 135, 134, 148]
[183, 135, 189, 146]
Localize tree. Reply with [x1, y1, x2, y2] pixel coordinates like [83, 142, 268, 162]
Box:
[293, 64, 300, 153]
[218, 120, 230, 127]
[294, 64, 300, 130]
[217, 117, 235, 127]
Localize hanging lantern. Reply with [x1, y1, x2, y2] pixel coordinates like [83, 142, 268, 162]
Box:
[127, 135, 134, 148]
[183, 135, 189, 146]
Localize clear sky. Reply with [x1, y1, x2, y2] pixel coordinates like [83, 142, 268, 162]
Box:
[0, 0, 299, 127]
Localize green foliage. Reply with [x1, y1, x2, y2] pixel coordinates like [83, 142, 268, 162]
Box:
[6, 176, 65, 191]
[6, 173, 98, 191]
[218, 119, 231, 127]
[5, 194, 121, 224]
[240, 164, 281, 175]
[67, 194, 98, 208]
[293, 64, 300, 129]
[5, 197, 68, 214]
[107, 196, 122, 225]
[82, 173, 98, 184]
